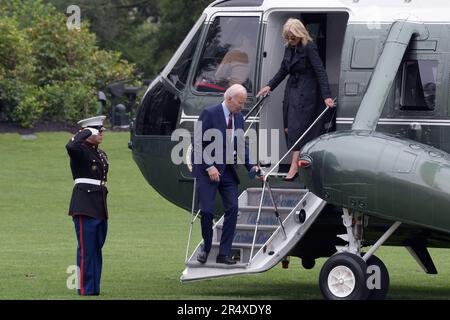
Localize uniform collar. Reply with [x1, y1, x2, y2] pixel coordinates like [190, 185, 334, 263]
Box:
[85, 141, 98, 149]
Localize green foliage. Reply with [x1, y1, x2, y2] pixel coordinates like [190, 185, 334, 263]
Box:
[49, 0, 162, 77]
[1, 0, 212, 127]
[11, 86, 43, 128]
[156, 0, 211, 65]
[0, 16, 35, 122]
[38, 81, 98, 122]
[114, 19, 161, 78]
[47, 0, 212, 78]
[0, 0, 137, 128]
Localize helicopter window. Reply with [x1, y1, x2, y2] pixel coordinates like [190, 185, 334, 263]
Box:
[400, 60, 438, 111]
[167, 27, 202, 91]
[192, 16, 259, 94]
[135, 81, 181, 136]
[213, 0, 264, 7]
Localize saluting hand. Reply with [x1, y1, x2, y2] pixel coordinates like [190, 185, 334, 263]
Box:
[84, 127, 100, 136]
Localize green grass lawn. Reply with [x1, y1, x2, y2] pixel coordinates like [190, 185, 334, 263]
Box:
[1, 131, 450, 300]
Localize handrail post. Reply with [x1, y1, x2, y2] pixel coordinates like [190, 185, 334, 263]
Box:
[264, 106, 330, 178]
[266, 178, 287, 240]
[244, 94, 269, 136]
[185, 178, 200, 262]
[248, 180, 266, 265]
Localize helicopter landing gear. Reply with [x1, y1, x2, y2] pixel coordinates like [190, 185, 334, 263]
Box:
[319, 252, 369, 300]
[365, 254, 390, 300]
[319, 208, 399, 300]
[301, 258, 316, 270]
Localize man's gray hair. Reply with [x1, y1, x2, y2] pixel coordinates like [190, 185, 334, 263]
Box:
[224, 84, 247, 100]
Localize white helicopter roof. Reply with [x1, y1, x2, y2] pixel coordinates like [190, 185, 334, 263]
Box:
[205, 0, 450, 23]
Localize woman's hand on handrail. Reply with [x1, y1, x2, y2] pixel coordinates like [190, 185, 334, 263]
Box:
[324, 97, 336, 108]
[257, 86, 271, 97]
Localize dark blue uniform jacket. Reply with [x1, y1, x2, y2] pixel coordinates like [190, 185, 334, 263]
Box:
[66, 130, 109, 220]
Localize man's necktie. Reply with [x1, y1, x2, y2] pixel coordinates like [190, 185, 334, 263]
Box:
[227, 113, 235, 164]
[227, 113, 233, 141]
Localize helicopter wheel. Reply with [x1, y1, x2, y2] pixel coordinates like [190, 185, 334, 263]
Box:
[319, 252, 369, 300]
[365, 254, 390, 300]
[301, 258, 316, 270]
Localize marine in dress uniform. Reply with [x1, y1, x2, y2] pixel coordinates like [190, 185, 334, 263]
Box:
[66, 116, 109, 296]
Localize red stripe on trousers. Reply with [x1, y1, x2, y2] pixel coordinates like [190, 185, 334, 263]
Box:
[79, 216, 85, 296]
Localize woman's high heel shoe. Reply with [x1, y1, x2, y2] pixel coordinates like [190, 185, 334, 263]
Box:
[283, 172, 298, 181]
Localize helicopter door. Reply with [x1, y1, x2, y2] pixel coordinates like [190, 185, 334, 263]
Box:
[259, 11, 348, 171]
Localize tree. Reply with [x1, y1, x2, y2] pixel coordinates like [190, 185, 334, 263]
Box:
[0, 0, 137, 127]
[46, 0, 212, 77]
[48, 0, 161, 77]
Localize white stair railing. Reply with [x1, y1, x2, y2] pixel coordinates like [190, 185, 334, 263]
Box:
[247, 107, 331, 265]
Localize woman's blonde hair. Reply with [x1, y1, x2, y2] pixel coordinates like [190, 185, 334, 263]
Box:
[282, 18, 312, 47]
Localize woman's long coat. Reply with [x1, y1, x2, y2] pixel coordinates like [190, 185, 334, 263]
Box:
[268, 41, 332, 151]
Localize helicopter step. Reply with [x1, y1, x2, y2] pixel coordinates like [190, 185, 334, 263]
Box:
[181, 188, 326, 282]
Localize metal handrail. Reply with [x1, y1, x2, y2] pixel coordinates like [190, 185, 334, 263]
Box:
[248, 105, 332, 265]
[248, 178, 288, 265]
[186, 99, 332, 266]
[244, 94, 270, 121]
[185, 178, 201, 263]
[264, 106, 331, 179]
[244, 94, 269, 137]
[248, 179, 267, 264]
[266, 179, 287, 239]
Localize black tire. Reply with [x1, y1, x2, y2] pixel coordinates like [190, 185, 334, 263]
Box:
[301, 258, 316, 270]
[319, 252, 369, 300]
[365, 254, 390, 300]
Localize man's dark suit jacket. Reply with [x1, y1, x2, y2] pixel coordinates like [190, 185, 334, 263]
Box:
[191, 103, 254, 184]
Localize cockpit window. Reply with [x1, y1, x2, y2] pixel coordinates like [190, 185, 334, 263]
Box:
[400, 60, 438, 111]
[168, 27, 202, 91]
[192, 16, 259, 94]
[135, 81, 181, 136]
[161, 14, 206, 90]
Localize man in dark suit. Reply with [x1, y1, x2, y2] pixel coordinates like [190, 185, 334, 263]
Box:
[66, 115, 108, 296]
[192, 84, 260, 265]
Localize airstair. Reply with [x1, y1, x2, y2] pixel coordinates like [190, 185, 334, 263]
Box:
[181, 186, 326, 281]
[181, 96, 330, 282]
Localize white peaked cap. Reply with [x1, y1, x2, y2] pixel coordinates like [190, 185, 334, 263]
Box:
[77, 115, 106, 128]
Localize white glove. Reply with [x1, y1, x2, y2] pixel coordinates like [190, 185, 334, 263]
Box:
[85, 128, 99, 136]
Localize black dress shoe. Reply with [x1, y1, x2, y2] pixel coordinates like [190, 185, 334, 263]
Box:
[283, 172, 298, 181]
[197, 250, 209, 264]
[216, 255, 236, 265]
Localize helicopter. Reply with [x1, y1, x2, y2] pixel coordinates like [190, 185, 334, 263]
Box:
[128, 0, 450, 300]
